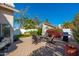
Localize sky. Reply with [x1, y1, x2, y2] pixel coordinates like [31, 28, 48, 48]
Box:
[14, 3, 79, 28]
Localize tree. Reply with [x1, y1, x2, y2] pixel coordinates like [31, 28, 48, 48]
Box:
[73, 13, 79, 27]
[23, 19, 37, 29]
[73, 13, 79, 43]
[73, 26, 79, 43]
[14, 6, 29, 28]
[34, 16, 41, 26]
[63, 21, 75, 30]
[63, 22, 71, 28]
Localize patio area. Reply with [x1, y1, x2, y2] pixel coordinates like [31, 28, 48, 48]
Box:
[8, 37, 46, 56]
[6, 35, 79, 56]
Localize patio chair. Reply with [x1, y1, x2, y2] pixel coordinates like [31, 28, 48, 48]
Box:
[32, 35, 44, 44]
[0, 38, 11, 56]
[45, 35, 56, 44]
[32, 35, 39, 44]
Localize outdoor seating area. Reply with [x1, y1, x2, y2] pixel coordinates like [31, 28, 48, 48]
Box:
[31, 30, 79, 56]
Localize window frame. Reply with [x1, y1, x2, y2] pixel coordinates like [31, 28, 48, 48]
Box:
[1, 24, 10, 37]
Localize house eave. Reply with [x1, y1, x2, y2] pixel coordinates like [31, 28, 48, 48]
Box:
[0, 3, 20, 13]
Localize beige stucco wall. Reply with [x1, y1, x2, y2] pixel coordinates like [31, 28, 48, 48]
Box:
[42, 24, 53, 35]
[0, 7, 14, 43]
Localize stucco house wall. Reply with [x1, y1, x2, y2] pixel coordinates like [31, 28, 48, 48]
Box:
[42, 24, 53, 35]
[0, 4, 14, 43]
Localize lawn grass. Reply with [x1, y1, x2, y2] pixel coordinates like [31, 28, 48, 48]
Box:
[16, 34, 31, 38]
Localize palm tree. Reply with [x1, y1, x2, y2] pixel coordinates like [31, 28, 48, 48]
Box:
[23, 19, 37, 29]
[14, 6, 29, 29]
[33, 16, 41, 26]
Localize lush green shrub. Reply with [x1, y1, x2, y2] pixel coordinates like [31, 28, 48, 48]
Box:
[24, 32, 31, 36]
[30, 31, 38, 36]
[73, 27, 79, 44]
[15, 34, 25, 38]
[29, 28, 42, 36]
[37, 28, 42, 35]
[75, 37, 79, 44]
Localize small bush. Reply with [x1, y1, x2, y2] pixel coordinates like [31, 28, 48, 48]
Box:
[37, 28, 42, 35]
[73, 27, 79, 44]
[24, 32, 31, 36]
[29, 28, 42, 36]
[13, 35, 20, 41]
[76, 38, 79, 44]
[30, 31, 38, 36]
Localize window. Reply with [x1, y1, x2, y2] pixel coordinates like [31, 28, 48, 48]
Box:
[2, 24, 10, 37]
[46, 26, 49, 30]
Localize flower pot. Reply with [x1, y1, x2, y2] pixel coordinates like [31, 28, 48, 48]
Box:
[64, 44, 78, 56]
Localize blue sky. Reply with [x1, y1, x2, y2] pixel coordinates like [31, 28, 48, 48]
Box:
[14, 3, 79, 28]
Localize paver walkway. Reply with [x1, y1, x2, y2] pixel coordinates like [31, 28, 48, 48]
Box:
[8, 37, 46, 56]
[7, 36, 79, 56]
